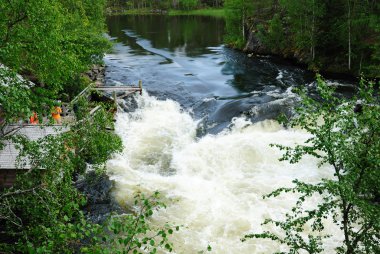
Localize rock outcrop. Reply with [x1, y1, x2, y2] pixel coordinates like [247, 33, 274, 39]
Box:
[84, 65, 105, 86]
[243, 31, 270, 55]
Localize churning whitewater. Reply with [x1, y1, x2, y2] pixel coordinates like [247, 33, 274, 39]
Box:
[107, 92, 342, 254]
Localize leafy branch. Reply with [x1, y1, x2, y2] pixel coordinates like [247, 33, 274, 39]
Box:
[243, 76, 380, 254]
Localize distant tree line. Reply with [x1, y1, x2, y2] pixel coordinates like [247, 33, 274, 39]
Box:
[107, 0, 223, 11]
[224, 0, 380, 77]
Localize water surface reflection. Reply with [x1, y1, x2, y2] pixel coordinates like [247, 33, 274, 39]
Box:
[106, 15, 313, 133]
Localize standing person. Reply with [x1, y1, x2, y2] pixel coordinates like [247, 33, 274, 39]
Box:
[29, 112, 39, 125]
[51, 101, 62, 124]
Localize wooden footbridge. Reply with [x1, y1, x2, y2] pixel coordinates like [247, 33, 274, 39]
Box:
[0, 81, 143, 187]
[65, 80, 143, 116]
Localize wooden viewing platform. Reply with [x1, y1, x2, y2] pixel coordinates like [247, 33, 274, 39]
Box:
[71, 80, 142, 100]
[0, 81, 143, 187]
[0, 125, 68, 187]
[94, 86, 141, 91]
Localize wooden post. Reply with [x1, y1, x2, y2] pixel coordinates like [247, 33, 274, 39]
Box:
[62, 103, 68, 117]
[138, 80, 143, 95]
[113, 91, 117, 110]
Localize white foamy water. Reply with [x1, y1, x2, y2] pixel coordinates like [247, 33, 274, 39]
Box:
[107, 93, 342, 254]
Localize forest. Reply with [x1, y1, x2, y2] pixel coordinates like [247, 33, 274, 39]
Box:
[0, 0, 379, 253]
[224, 0, 380, 78]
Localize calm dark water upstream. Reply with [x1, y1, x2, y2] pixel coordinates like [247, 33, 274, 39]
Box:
[105, 15, 315, 133]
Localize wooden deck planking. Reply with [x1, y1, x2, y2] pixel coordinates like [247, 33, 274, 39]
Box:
[0, 125, 68, 170]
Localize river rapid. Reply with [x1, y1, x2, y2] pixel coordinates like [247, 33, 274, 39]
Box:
[105, 15, 346, 253]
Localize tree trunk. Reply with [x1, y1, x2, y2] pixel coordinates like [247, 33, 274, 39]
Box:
[348, 0, 352, 70]
[242, 11, 245, 40]
[312, 0, 315, 61]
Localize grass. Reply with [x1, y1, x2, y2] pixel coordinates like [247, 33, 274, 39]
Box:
[168, 8, 225, 18]
[123, 8, 153, 15]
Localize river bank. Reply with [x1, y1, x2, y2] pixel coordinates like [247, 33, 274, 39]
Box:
[106, 7, 225, 18]
[241, 32, 361, 82]
[78, 65, 125, 224]
[105, 9, 370, 80]
[241, 30, 363, 80]
[168, 8, 225, 18]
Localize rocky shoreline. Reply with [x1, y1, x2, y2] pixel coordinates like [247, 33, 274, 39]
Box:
[84, 64, 106, 86]
[77, 64, 125, 223]
[76, 171, 124, 224]
[242, 30, 360, 80]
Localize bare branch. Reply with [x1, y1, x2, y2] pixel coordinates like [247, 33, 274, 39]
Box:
[0, 185, 41, 199]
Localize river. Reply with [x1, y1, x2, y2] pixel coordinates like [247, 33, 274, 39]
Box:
[105, 15, 343, 253]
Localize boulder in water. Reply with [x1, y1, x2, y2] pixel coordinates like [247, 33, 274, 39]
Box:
[75, 171, 124, 224]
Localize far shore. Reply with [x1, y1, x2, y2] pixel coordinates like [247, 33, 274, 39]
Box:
[107, 8, 225, 18]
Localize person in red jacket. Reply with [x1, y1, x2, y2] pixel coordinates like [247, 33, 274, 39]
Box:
[29, 112, 39, 125]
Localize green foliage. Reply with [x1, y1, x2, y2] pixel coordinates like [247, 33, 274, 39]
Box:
[1, 133, 86, 252]
[258, 14, 285, 53]
[0, 67, 58, 130]
[85, 191, 180, 254]
[0, 105, 123, 252]
[0, 67, 54, 150]
[362, 3, 380, 77]
[63, 75, 92, 102]
[0, 94, 180, 253]
[243, 76, 380, 253]
[72, 107, 123, 166]
[279, 0, 325, 60]
[224, 0, 253, 47]
[168, 8, 225, 18]
[0, 67, 33, 126]
[0, 0, 111, 94]
[223, 0, 379, 76]
[179, 0, 199, 10]
[277, 0, 379, 75]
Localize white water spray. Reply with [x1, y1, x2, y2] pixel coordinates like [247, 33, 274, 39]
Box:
[107, 93, 342, 254]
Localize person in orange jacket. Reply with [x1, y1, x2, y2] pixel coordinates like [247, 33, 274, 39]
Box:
[52, 102, 62, 124]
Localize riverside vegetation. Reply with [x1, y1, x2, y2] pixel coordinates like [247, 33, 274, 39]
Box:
[107, 0, 379, 77]
[243, 76, 380, 254]
[106, 0, 223, 13]
[223, 0, 380, 78]
[0, 0, 179, 253]
[1, 1, 379, 254]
